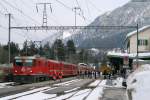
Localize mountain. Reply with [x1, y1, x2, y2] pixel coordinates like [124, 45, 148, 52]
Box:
[43, 0, 150, 49]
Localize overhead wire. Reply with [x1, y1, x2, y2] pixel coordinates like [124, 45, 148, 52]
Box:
[0, 2, 9, 13]
[55, 0, 91, 23]
[50, 15, 62, 25]
[12, 0, 37, 25]
[11, 17, 33, 41]
[75, 0, 86, 21]
[2, 0, 40, 25]
[85, 0, 92, 20]
[87, 0, 101, 12]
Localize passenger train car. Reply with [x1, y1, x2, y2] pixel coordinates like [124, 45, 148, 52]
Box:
[13, 56, 92, 83]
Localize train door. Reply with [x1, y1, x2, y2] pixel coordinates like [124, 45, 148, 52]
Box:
[48, 61, 53, 77]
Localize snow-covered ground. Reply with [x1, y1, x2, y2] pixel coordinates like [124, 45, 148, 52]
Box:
[88, 80, 101, 87]
[0, 82, 14, 88]
[0, 87, 57, 100]
[0, 80, 107, 100]
[53, 79, 81, 86]
[113, 77, 124, 87]
[127, 64, 150, 100]
[86, 80, 106, 100]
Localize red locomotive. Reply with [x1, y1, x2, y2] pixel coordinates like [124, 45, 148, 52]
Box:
[13, 56, 92, 83]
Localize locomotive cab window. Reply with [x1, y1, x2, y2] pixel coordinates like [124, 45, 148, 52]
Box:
[15, 59, 33, 67]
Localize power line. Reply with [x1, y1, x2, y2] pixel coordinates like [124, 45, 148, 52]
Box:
[75, 0, 80, 8]
[87, 0, 101, 12]
[85, 0, 92, 20]
[2, 0, 40, 25]
[11, 17, 33, 41]
[0, 2, 9, 13]
[50, 14, 62, 25]
[19, 0, 33, 9]
[55, 0, 72, 11]
[55, 0, 88, 22]
[75, 0, 86, 21]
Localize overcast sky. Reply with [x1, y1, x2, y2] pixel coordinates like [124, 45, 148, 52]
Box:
[0, 0, 130, 45]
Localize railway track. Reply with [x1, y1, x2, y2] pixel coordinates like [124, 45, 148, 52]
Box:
[3, 79, 80, 100]
[7, 87, 54, 100]
[83, 80, 102, 100]
[0, 77, 77, 98]
[0, 78, 97, 100]
[48, 80, 102, 100]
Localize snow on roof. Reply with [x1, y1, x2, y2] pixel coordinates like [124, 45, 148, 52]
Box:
[15, 56, 37, 59]
[107, 51, 150, 58]
[129, 52, 150, 58]
[126, 25, 150, 38]
[78, 63, 88, 66]
[107, 51, 128, 58]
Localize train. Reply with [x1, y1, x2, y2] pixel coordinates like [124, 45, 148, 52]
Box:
[13, 56, 94, 83]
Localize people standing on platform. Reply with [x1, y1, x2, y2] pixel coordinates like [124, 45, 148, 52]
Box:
[94, 71, 97, 79]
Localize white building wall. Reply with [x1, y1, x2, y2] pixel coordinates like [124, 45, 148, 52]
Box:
[129, 28, 150, 53]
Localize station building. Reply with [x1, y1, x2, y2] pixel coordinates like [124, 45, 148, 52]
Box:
[107, 25, 150, 74]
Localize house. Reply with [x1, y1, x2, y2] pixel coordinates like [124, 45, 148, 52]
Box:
[126, 25, 150, 53]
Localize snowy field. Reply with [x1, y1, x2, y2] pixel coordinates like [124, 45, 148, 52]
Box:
[0, 79, 107, 100]
[127, 64, 150, 100]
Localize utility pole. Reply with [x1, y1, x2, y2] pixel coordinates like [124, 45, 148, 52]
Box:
[136, 24, 139, 68]
[6, 13, 11, 65]
[73, 7, 81, 26]
[36, 3, 52, 26]
[25, 40, 27, 56]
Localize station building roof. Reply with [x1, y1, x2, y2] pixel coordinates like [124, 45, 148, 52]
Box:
[107, 51, 150, 59]
[126, 25, 150, 38]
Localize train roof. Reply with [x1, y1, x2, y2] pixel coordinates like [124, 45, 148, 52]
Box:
[14, 56, 45, 60]
[78, 63, 88, 66]
[47, 59, 60, 63]
[47, 60, 77, 66]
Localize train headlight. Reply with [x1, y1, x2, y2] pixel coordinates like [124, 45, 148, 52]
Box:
[15, 70, 17, 72]
[30, 70, 32, 73]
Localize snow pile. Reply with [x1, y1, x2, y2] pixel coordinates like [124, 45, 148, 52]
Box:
[127, 64, 150, 100]
[113, 77, 124, 87]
